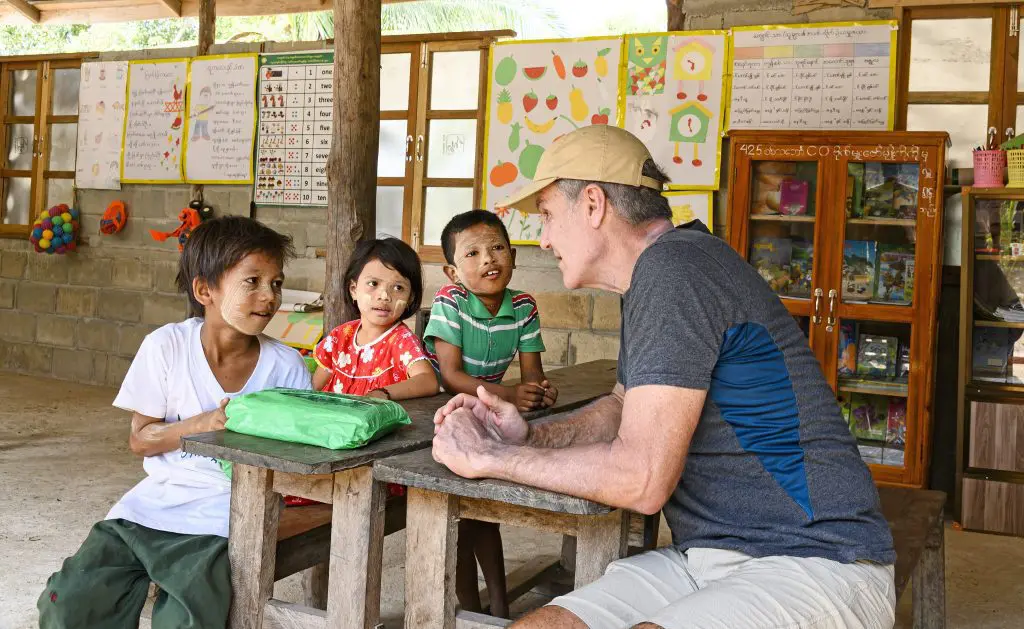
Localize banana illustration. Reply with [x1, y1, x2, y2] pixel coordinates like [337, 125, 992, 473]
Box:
[525, 115, 556, 134]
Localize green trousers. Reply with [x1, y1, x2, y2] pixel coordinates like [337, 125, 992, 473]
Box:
[38, 519, 230, 629]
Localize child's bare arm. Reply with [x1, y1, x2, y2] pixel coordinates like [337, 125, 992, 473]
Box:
[519, 351, 557, 407]
[433, 339, 548, 411]
[312, 366, 331, 391]
[128, 399, 228, 457]
[371, 359, 439, 401]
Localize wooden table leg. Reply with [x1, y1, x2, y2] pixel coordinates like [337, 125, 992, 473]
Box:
[574, 510, 629, 589]
[228, 463, 280, 629]
[913, 519, 946, 629]
[302, 562, 329, 610]
[325, 466, 386, 629]
[405, 488, 459, 629]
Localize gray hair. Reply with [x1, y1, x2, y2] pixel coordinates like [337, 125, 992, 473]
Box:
[554, 159, 672, 225]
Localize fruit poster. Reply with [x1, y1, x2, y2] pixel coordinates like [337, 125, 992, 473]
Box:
[75, 61, 128, 190]
[483, 37, 622, 244]
[665, 190, 713, 229]
[624, 32, 727, 190]
[183, 54, 258, 184]
[121, 59, 188, 183]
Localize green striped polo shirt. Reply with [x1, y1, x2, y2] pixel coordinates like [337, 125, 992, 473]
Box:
[423, 284, 545, 383]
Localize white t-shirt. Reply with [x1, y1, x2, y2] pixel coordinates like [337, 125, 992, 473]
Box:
[109, 318, 312, 537]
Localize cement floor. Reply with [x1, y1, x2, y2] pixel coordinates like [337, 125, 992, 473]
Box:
[1, 373, 1022, 629]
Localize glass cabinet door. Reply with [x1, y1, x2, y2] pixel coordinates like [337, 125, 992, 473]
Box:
[830, 157, 934, 482]
[746, 159, 820, 305]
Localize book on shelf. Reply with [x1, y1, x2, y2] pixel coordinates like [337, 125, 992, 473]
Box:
[972, 327, 1013, 377]
[779, 179, 809, 216]
[848, 393, 888, 441]
[838, 321, 858, 376]
[856, 334, 899, 379]
[846, 163, 865, 218]
[893, 164, 919, 220]
[873, 245, 914, 304]
[863, 163, 895, 218]
[750, 237, 793, 294]
[751, 162, 797, 215]
[787, 240, 813, 298]
[886, 399, 907, 450]
[842, 240, 876, 301]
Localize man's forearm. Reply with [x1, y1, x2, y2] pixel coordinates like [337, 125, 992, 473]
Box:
[527, 391, 623, 449]
[483, 438, 660, 514]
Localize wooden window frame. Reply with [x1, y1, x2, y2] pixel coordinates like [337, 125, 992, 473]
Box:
[0, 56, 81, 239]
[408, 38, 492, 264]
[895, 5, 1020, 144]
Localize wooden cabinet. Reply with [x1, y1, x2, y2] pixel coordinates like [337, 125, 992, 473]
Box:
[726, 130, 948, 488]
[956, 187, 1024, 536]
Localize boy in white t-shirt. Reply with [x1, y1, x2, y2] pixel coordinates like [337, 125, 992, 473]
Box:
[38, 216, 312, 629]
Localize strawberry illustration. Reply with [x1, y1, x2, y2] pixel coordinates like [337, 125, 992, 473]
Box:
[546, 94, 558, 110]
[523, 90, 538, 113]
[572, 60, 588, 78]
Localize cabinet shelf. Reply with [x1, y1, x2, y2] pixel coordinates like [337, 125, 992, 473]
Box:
[975, 320, 1024, 329]
[847, 218, 917, 227]
[749, 214, 816, 223]
[976, 254, 1024, 262]
[838, 378, 909, 398]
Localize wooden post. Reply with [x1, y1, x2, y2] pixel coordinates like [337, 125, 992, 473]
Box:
[667, 0, 685, 31]
[326, 0, 381, 330]
[191, 0, 216, 204]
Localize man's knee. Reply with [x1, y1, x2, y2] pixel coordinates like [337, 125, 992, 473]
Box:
[511, 604, 589, 628]
[631, 624, 666, 629]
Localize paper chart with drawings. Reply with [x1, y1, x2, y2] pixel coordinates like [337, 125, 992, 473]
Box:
[624, 31, 727, 190]
[728, 21, 897, 131]
[665, 190, 713, 229]
[75, 61, 128, 190]
[184, 54, 258, 184]
[121, 59, 188, 183]
[482, 37, 622, 244]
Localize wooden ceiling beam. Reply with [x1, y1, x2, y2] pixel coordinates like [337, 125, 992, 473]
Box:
[4, 0, 41, 23]
[157, 0, 181, 16]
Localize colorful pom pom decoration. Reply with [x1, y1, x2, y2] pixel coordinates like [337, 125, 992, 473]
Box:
[30, 204, 76, 254]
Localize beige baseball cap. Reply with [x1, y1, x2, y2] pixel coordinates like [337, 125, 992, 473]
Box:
[496, 125, 664, 213]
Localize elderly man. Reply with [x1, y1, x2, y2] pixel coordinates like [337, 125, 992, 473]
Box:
[432, 125, 895, 629]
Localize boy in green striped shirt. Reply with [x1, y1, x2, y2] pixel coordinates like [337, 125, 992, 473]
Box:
[424, 209, 558, 617]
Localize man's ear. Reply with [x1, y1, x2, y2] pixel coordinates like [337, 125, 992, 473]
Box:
[192, 277, 214, 308]
[443, 264, 460, 284]
[583, 183, 608, 229]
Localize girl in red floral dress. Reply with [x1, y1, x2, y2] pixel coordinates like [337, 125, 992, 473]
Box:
[312, 238, 437, 399]
[286, 239, 437, 506]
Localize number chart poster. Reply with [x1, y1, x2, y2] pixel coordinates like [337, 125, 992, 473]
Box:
[254, 51, 334, 206]
[624, 31, 727, 190]
[482, 37, 622, 244]
[121, 59, 188, 183]
[184, 54, 258, 184]
[728, 21, 897, 131]
[76, 61, 128, 190]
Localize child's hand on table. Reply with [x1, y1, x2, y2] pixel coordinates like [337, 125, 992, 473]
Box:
[196, 398, 229, 432]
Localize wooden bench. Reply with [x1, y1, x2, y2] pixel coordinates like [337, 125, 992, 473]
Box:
[877, 486, 946, 629]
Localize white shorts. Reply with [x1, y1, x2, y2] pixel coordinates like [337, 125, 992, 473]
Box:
[548, 547, 896, 629]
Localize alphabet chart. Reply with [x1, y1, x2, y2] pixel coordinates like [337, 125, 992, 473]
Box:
[254, 51, 334, 206]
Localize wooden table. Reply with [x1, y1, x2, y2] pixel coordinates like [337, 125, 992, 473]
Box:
[374, 447, 631, 629]
[181, 360, 617, 629]
[878, 486, 946, 629]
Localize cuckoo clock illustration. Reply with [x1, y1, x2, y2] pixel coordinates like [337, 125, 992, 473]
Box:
[668, 102, 712, 167]
[672, 39, 714, 102]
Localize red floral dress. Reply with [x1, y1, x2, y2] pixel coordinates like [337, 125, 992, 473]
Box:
[314, 320, 428, 396]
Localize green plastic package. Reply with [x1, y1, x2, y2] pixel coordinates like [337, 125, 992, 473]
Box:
[223, 388, 412, 450]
